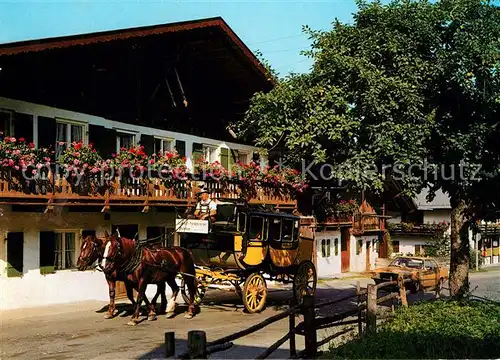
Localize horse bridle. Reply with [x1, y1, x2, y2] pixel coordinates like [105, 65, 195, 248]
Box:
[101, 237, 123, 272]
[80, 237, 104, 271]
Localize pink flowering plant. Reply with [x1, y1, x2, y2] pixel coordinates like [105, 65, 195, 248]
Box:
[111, 145, 149, 177]
[194, 158, 229, 181]
[150, 150, 188, 184]
[59, 142, 103, 176]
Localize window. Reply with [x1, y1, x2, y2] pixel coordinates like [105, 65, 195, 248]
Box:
[0, 110, 14, 137]
[116, 131, 136, 151]
[334, 238, 339, 256]
[238, 152, 249, 164]
[203, 145, 218, 163]
[39, 231, 78, 274]
[415, 245, 428, 256]
[54, 232, 77, 270]
[249, 216, 265, 240]
[154, 137, 174, 153]
[356, 239, 363, 255]
[6, 232, 23, 277]
[424, 260, 437, 270]
[321, 239, 331, 258]
[392, 241, 400, 253]
[390, 257, 423, 269]
[55, 119, 85, 158]
[282, 219, 295, 242]
[269, 218, 281, 241]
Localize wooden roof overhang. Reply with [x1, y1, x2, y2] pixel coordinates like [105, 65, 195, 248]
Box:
[0, 17, 274, 142]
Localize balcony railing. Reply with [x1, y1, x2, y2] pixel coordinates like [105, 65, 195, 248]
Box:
[352, 213, 384, 234]
[0, 169, 297, 209]
[387, 222, 449, 236]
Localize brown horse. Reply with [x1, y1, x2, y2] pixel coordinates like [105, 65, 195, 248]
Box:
[77, 235, 167, 318]
[101, 233, 197, 325]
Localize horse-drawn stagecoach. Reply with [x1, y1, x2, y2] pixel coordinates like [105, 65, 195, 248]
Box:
[176, 199, 317, 313]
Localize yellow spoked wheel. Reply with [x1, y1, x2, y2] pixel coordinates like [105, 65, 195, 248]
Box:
[242, 273, 267, 314]
[293, 261, 317, 305]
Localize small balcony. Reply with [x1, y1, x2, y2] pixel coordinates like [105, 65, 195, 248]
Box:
[387, 221, 449, 236]
[352, 213, 385, 234]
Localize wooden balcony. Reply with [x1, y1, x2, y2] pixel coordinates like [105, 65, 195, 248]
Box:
[0, 170, 297, 211]
[352, 213, 385, 235]
[387, 223, 447, 236]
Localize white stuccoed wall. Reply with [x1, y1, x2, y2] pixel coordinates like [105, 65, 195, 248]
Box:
[349, 235, 379, 272]
[315, 230, 341, 278]
[0, 207, 176, 310]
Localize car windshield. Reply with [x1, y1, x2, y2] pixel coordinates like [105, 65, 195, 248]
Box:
[389, 257, 424, 269]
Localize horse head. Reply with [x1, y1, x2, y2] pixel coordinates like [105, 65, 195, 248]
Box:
[77, 235, 102, 271]
[101, 234, 124, 274]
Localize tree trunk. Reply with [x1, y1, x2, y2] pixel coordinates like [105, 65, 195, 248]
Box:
[449, 198, 470, 298]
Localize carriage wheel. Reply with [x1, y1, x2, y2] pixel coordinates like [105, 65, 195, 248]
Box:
[181, 278, 206, 307]
[293, 261, 317, 305]
[242, 273, 267, 314]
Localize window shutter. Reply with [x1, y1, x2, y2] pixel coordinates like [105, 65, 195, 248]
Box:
[89, 125, 117, 158]
[175, 140, 186, 157]
[140, 134, 155, 155]
[14, 113, 34, 143]
[7, 232, 23, 277]
[39, 231, 56, 274]
[221, 148, 229, 169]
[192, 142, 203, 163]
[37, 116, 56, 150]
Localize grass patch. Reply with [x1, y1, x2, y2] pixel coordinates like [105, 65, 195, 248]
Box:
[323, 299, 500, 359]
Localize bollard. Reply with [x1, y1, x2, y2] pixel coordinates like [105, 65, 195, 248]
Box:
[302, 294, 317, 358]
[164, 331, 175, 358]
[289, 312, 296, 357]
[187, 330, 207, 359]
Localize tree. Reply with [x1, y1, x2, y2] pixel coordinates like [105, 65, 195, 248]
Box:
[236, 0, 500, 297]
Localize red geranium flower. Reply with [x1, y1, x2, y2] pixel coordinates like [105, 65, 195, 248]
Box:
[19, 137, 25, 142]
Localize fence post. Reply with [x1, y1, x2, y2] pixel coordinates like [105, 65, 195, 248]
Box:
[366, 284, 377, 334]
[164, 331, 175, 358]
[302, 294, 317, 358]
[356, 281, 363, 335]
[398, 277, 408, 307]
[187, 330, 207, 359]
[289, 312, 297, 357]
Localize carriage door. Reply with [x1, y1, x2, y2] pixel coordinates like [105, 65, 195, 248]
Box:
[340, 228, 350, 272]
[111, 224, 139, 298]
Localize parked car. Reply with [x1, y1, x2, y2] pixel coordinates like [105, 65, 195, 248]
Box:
[368, 256, 448, 293]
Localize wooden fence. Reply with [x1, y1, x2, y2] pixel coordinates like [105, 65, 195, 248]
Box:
[162, 276, 436, 359]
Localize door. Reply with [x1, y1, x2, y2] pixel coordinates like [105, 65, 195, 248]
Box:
[111, 224, 138, 298]
[365, 241, 371, 272]
[340, 228, 350, 273]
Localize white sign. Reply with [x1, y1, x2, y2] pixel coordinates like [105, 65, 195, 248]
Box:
[176, 219, 209, 234]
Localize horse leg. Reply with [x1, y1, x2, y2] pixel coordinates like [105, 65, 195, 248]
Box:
[165, 276, 179, 319]
[183, 274, 197, 319]
[128, 279, 147, 326]
[142, 288, 157, 321]
[158, 282, 167, 314]
[125, 281, 136, 312]
[104, 278, 116, 319]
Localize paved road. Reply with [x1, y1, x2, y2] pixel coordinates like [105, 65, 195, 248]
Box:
[1, 269, 498, 359]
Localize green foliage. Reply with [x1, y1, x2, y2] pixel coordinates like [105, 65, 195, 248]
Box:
[325, 300, 500, 359]
[425, 233, 451, 257]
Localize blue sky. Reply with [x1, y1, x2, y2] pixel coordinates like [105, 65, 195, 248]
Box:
[0, 1, 359, 75]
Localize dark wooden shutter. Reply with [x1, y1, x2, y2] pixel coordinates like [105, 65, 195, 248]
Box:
[140, 134, 155, 155]
[112, 224, 139, 239]
[37, 116, 56, 149]
[39, 231, 56, 274]
[7, 232, 23, 277]
[14, 113, 34, 143]
[89, 125, 117, 158]
[221, 147, 229, 169]
[175, 140, 186, 157]
[192, 142, 203, 163]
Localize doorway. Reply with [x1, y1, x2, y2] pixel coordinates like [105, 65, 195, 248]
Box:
[365, 241, 371, 271]
[340, 228, 350, 273]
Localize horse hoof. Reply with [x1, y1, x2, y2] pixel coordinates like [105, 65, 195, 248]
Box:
[127, 320, 138, 326]
[184, 313, 193, 319]
[104, 314, 113, 319]
[148, 315, 157, 321]
[165, 312, 175, 319]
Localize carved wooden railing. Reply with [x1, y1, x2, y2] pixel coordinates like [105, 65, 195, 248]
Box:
[0, 169, 297, 208]
[352, 213, 384, 234]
